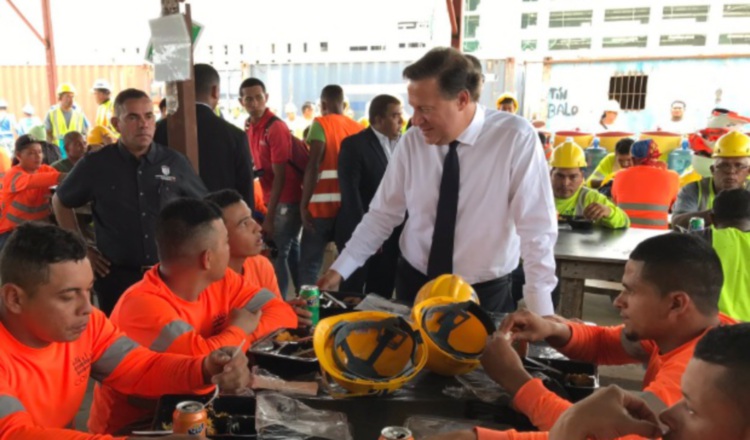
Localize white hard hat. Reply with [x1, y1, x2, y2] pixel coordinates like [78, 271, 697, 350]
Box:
[284, 102, 298, 114]
[604, 99, 621, 113]
[91, 79, 112, 92]
[22, 104, 34, 114]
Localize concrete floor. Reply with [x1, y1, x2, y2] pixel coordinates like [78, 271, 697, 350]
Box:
[73, 290, 644, 433]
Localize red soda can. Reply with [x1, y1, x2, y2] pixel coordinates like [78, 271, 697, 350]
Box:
[379, 426, 414, 440]
[172, 400, 208, 435]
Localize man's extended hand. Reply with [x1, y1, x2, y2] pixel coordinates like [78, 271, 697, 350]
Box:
[499, 309, 570, 345]
[549, 385, 662, 440]
[480, 330, 533, 395]
[87, 245, 110, 278]
[300, 207, 315, 232]
[202, 347, 251, 392]
[317, 269, 342, 291]
[583, 202, 612, 222]
[288, 297, 313, 327]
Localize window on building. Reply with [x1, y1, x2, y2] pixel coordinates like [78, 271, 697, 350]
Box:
[522, 0, 538, 2]
[408, 42, 426, 48]
[609, 73, 648, 111]
[522, 13, 538, 29]
[659, 34, 707, 46]
[604, 8, 650, 24]
[603, 36, 648, 48]
[521, 39, 538, 51]
[271, 44, 275, 54]
[349, 46, 367, 51]
[663, 5, 710, 22]
[549, 10, 593, 28]
[720, 33, 750, 44]
[320, 42, 328, 52]
[723, 4, 750, 18]
[463, 40, 480, 52]
[287, 43, 291, 54]
[303, 43, 307, 53]
[549, 38, 591, 50]
[466, 0, 481, 12]
[399, 43, 406, 48]
[370, 45, 384, 51]
[465, 16, 481, 38]
[398, 21, 417, 30]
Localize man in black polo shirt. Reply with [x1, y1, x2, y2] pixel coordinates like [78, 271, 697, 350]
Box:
[52, 88, 207, 315]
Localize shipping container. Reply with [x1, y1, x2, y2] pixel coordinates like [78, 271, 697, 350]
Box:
[0, 65, 155, 128]
[522, 56, 750, 137]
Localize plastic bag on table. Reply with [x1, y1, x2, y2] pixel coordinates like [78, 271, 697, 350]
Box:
[354, 293, 411, 317]
[405, 416, 477, 439]
[252, 366, 319, 396]
[453, 368, 512, 404]
[255, 392, 352, 440]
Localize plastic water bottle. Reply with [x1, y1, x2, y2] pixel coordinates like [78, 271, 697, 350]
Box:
[668, 139, 693, 175]
[584, 138, 607, 178]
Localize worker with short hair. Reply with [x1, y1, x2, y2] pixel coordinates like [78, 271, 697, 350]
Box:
[92, 79, 117, 136]
[0, 222, 252, 440]
[585, 138, 634, 189]
[611, 140, 679, 230]
[44, 83, 90, 149]
[550, 141, 629, 229]
[89, 198, 296, 434]
[672, 131, 750, 230]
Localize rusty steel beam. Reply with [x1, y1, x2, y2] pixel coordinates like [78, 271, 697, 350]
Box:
[447, 0, 463, 51]
[6, 0, 44, 44]
[41, 0, 58, 107]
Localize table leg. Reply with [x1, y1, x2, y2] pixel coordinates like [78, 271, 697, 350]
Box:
[559, 277, 585, 318]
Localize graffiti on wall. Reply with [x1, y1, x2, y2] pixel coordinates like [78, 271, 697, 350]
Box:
[548, 87, 579, 118]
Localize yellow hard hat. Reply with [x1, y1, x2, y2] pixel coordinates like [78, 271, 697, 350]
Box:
[414, 274, 478, 308]
[87, 125, 114, 145]
[313, 311, 427, 396]
[412, 297, 496, 376]
[496, 92, 519, 113]
[56, 83, 76, 95]
[550, 140, 587, 168]
[712, 131, 750, 158]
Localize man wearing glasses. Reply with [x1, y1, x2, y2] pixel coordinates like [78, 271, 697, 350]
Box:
[673, 131, 750, 230]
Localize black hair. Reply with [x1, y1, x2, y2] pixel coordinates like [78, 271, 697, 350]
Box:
[194, 64, 220, 98]
[204, 189, 244, 210]
[500, 98, 515, 106]
[694, 324, 750, 407]
[302, 101, 314, 112]
[464, 54, 483, 101]
[159, 98, 167, 113]
[629, 233, 722, 315]
[403, 47, 480, 102]
[14, 135, 42, 155]
[113, 88, 150, 117]
[155, 198, 223, 262]
[713, 189, 750, 224]
[0, 223, 87, 293]
[368, 95, 401, 124]
[239, 78, 266, 96]
[615, 138, 635, 155]
[321, 85, 344, 105]
[63, 131, 84, 151]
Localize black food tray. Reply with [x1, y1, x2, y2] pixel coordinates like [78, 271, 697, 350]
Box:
[523, 357, 599, 402]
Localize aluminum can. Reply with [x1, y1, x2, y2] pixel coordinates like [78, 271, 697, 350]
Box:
[172, 400, 208, 435]
[300, 285, 321, 326]
[379, 426, 414, 440]
[689, 217, 705, 232]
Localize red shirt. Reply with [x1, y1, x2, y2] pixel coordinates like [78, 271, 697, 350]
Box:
[247, 109, 302, 205]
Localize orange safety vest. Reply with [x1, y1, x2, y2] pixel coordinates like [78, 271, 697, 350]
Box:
[0, 165, 60, 233]
[612, 165, 679, 230]
[309, 114, 363, 218]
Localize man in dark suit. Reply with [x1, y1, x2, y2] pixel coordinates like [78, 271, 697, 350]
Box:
[154, 64, 254, 207]
[335, 94, 404, 296]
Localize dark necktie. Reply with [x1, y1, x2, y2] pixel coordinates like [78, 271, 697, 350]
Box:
[427, 140, 460, 279]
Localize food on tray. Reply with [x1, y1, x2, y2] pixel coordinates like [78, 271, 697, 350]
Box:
[565, 373, 595, 387]
[274, 331, 301, 343]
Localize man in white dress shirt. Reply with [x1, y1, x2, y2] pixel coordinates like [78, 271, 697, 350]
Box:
[318, 47, 558, 315]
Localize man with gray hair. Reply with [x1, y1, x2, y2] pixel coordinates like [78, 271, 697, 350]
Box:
[52, 88, 207, 315]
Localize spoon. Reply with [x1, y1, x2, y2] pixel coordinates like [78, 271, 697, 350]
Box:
[204, 343, 245, 408]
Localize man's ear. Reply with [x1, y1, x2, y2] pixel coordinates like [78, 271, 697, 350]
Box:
[1, 284, 28, 315]
[199, 249, 211, 271]
[667, 291, 692, 317]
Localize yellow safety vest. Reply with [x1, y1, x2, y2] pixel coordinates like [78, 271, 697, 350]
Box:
[50, 108, 84, 140]
[95, 100, 113, 127]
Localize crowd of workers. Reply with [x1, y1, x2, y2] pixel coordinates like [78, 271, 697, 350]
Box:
[0, 46, 748, 439]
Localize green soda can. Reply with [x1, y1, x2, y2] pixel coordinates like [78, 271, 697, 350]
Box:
[300, 285, 320, 326]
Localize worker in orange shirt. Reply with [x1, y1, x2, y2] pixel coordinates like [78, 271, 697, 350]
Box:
[612, 139, 679, 230]
[0, 223, 251, 440]
[89, 198, 297, 435]
[439, 233, 735, 440]
[0, 135, 66, 249]
[205, 189, 280, 297]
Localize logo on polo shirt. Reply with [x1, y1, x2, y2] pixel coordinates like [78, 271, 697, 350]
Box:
[73, 352, 93, 386]
[162, 165, 171, 176]
[156, 165, 176, 182]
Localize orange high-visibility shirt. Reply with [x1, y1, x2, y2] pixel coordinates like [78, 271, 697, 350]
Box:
[508, 314, 737, 433]
[253, 179, 267, 215]
[309, 115, 363, 219]
[89, 265, 297, 434]
[611, 166, 679, 230]
[242, 255, 282, 299]
[0, 165, 60, 234]
[0, 308, 206, 440]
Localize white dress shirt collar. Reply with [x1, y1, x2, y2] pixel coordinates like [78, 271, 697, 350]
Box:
[453, 104, 485, 147]
[371, 126, 398, 159]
